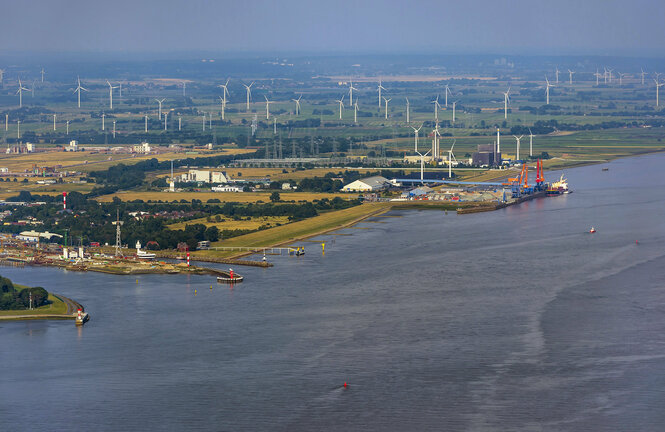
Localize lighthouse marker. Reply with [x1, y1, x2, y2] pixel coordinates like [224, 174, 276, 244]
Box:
[63, 192, 67, 210]
[186, 252, 190, 267]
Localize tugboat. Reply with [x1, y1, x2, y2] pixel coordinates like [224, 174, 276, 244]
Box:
[75, 308, 89, 326]
[589, 227, 596, 234]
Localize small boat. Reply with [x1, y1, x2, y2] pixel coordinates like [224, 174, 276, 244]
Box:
[589, 227, 596, 233]
[289, 247, 305, 256]
[602, 167, 609, 171]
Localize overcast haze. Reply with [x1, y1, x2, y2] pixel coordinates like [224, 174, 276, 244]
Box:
[1, 0, 664, 56]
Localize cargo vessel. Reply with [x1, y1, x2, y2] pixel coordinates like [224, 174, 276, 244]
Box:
[546, 174, 570, 195]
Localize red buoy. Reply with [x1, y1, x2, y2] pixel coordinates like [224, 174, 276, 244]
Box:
[343, 382, 347, 388]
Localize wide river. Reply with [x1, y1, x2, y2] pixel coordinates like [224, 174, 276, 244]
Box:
[2, 153, 665, 431]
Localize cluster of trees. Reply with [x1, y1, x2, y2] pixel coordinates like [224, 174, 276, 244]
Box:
[0, 276, 49, 311]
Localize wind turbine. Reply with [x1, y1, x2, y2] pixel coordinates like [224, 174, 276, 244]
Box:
[444, 84, 452, 107]
[0, 69, 5, 88]
[513, 135, 523, 161]
[53, 114, 56, 131]
[568, 69, 575, 85]
[348, 81, 357, 107]
[353, 100, 358, 123]
[16, 78, 29, 108]
[411, 124, 422, 152]
[431, 95, 441, 122]
[155, 98, 166, 120]
[292, 94, 302, 116]
[447, 140, 457, 179]
[618, 72, 626, 86]
[181, 81, 186, 97]
[102, 113, 106, 131]
[336, 95, 345, 120]
[377, 79, 385, 107]
[545, 76, 554, 105]
[452, 100, 459, 123]
[144, 115, 149, 132]
[73, 77, 87, 108]
[17, 120, 21, 139]
[555, 67, 560, 84]
[594, 69, 601, 86]
[106, 80, 119, 109]
[415, 149, 431, 183]
[243, 82, 254, 111]
[41, 68, 45, 83]
[383, 97, 391, 119]
[502, 87, 511, 120]
[641, 68, 646, 85]
[219, 79, 230, 120]
[529, 128, 534, 157]
[264, 95, 273, 120]
[405, 97, 410, 123]
[655, 78, 664, 107]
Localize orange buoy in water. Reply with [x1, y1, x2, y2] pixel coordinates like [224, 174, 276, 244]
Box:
[343, 382, 347, 388]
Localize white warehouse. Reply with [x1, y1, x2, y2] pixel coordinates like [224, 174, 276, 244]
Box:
[341, 176, 389, 192]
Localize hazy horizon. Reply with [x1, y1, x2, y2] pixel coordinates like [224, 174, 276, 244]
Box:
[1, 0, 664, 57]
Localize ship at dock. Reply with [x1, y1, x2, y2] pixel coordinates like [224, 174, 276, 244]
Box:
[546, 174, 571, 195]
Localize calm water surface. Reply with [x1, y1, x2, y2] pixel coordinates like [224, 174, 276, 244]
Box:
[1, 154, 665, 431]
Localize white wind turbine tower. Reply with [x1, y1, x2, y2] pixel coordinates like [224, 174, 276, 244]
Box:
[102, 113, 106, 131]
[243, 82, 254, 111]
[444, 84, 452, 107]
[641, 68, 646, 85]
[545, 76, 554, 105]
[155, 98, 166, 120]
[377, 79, 386, 107]
[53, 114, 56, 131]
[431, 95, 441, 122]
[415, 149, 431, 183]
[219, 79, 230, 120]
[618, 72, 626, 86]
[218, 96, 225, 120]
[144, 115, 149, 132]
[348, 81, 357, 107]
[336, 96, 345, 120]
[502, 87, 511, 120]
[529, 128, 534, 157]
[181, 81, 186, 97]
[292, 94, 302, 116]
[0, 69, 5, 87]
[603, 67, 608, 84]
[607, 68, 613, 83]
[73, 77, 87, 108]
[594, 69, 601, 85]
[405, 97, 410, 123]
[16, 78, 29, 108]
[568, 69, 575, 85]
[447, 140, 456, 179]
[264, 95, 273, 120]
[513, 135, 523, 161]
[654, 77, 664, 107]
[555, 67, 560, 84]
[432, 123, 441, 159]
[452, 100, 459, 123]
[41, 68, 45, 83]
[411, 125, 422, 152]
[383, 97, 391, 119]
[353, 100, 359, 123]
[106, 80, 119, 109]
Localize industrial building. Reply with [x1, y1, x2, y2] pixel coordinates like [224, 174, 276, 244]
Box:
[181, 170, 230, 184]
[472, 143, 501, 167]
[341, 176, 389, 192]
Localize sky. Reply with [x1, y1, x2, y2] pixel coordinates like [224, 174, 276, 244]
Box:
[1, 0, 664, 57]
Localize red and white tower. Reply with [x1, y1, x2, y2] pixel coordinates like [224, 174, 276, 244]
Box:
[63, 192, 67, 210]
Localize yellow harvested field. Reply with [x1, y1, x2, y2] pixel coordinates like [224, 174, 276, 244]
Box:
[95, 191, 351, 203]
[169, 215, 291, 231]
[0, 149, 253, 173]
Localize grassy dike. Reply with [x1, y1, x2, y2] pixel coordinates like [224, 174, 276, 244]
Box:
[0, 284, 70, 319]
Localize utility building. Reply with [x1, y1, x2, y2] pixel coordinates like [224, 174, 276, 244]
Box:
[472, 143, 501, 167]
